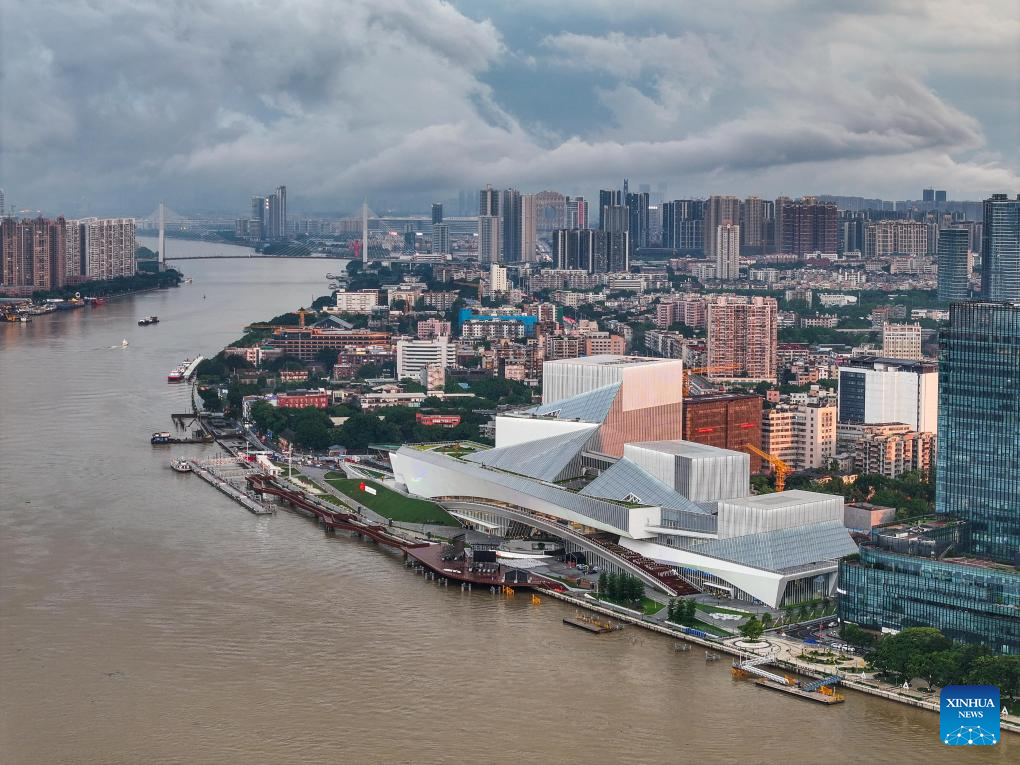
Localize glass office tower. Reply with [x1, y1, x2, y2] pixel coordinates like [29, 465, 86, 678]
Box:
[937, 228, 970, 304]
[838, 521, 1020, 655]
[936, 301, 1020, 564]
[981, 194, 1020, 301]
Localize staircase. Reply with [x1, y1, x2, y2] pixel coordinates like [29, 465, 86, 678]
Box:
[589, 535, 700, 596]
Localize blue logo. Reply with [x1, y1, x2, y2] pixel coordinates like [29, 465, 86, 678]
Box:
[940, 685, 1000, 745]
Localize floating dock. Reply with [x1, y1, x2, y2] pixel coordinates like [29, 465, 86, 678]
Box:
[754, 678, 845, 704]
[563, 614, 619, 634]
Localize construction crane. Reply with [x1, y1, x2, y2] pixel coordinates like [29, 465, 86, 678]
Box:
[741, 443, 792, 493]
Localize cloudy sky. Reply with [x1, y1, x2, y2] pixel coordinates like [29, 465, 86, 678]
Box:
[2, 0, 1018, 217]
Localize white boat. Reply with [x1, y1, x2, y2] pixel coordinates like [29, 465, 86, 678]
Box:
[121, 339, 129, 347]
[170, 458, 192, 473]
[168, 355, 204, 383]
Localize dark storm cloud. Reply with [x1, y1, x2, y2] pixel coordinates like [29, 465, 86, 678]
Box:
[0, 0, 1016, 215]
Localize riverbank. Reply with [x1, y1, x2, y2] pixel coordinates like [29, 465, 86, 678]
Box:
[227, 456, 1020, 735]
[30, 269, 183, 302]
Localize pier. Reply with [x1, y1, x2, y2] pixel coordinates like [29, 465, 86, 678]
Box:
[402, 544, 568, 593]
[188, 458, 274, 515]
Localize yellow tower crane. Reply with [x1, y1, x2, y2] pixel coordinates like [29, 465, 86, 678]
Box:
[741, 443, 792, 493]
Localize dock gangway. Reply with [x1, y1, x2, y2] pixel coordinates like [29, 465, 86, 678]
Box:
[734, 655, 792, 686]
[801, 675, 843, 693]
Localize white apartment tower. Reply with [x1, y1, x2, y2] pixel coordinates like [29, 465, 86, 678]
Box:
[396, 336, 456, 381]
[715, 223, 741, 280]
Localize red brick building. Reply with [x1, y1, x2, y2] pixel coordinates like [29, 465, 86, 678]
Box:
[415, 413, 461, 428]
[277, 391, 329, 409]
[682, 393, 763, 472]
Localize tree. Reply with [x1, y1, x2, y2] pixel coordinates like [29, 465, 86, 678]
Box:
[606, 572, 620, 599]
[872, 627, 953, 681]
[626, 575, 644, 603]
[311, 293, 335, 310]
[740, 616, 764, 641]
[315, 347, 340, 367]
[965, 656, 1020, 701]
[197, 387, 222, 411]
[356, 362, 381, 380]
[598, 571, 609, 596]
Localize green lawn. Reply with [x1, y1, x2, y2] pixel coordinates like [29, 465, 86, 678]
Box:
[694, 602, 751, 616]
[323, 474, 459, 526]
[595, 595, 666, 616]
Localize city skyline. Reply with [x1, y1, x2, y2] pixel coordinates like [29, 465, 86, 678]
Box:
[2, 1, 1019, 215]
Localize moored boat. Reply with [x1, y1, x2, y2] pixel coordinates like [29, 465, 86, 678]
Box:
[168, 355, 203, 383]
[170, 458, 192, 473]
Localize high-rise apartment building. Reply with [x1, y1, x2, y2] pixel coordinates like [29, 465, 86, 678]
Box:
[552, 228, 601, 271]
[598, 189, 622, 231]
[778, 198, 837, 257]
[479, 185, 499, 217]
[864, 220, 929, 259]
[521, 193, 537, 262]
[704, 196, 740, 263]
[500, 189, 522, 263]
[661, 199, 705, 254]
[533, 191, 565, 239]
[837, 356, 938, 432]
[762, 402, 837, 470]
[980, 193, 1020, 301]
[431, 202, 443, 225]
[740, 196, 765, 253]
[250, 196, 265, 240]
[489, 263, 508, 295]
[65, 218, 137, 281]
[937, 227, 970, 304]
[431, 223, 450, 254]
[1, 217, 67, 293]
[275, 185, 287, 239]
[881, 322, 923, 361]
[625, 191, 649, 251]
[936, 301, 1020, 563]
[565, 197, 588, 229]
[477, 215, 501, 265]
[714, 223, 740, 280]
[249, 186, 286, 240]
[706, 295, 778, 381]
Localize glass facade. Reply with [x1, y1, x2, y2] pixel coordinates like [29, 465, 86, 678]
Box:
[937, 228, 970, 304]
[839, 547, 1020, 655]
[936, 301, 1020, 564]
[981, 194, 1020, 301]
[837, 370, 866, 423]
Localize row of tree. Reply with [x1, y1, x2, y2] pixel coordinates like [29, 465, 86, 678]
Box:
[870, 627, 1020, 699]
[597, 571, 645, 604]
[667, 598, 697, 625]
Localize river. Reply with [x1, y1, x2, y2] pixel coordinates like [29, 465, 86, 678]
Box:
[1, 239, 1014, 764]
